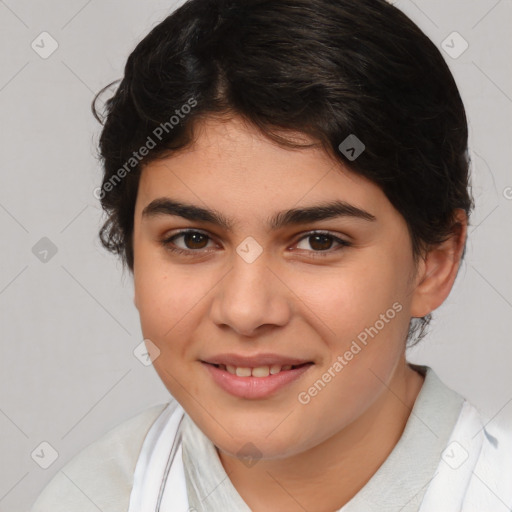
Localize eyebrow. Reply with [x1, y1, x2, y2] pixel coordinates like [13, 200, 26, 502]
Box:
[141, 197, 376, 230]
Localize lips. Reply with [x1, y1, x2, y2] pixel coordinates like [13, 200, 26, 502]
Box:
[201, 360, 314, 399]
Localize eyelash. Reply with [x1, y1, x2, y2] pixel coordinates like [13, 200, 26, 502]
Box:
[159, 229, 351, 258]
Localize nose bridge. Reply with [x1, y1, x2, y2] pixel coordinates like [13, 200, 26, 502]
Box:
[230, 252, 272, 300]
[211, 244, 290, 335]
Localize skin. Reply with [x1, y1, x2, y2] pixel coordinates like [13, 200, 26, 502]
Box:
[132, 115, 467, 512]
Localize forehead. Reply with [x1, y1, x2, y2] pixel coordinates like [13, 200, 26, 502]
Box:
[135, 116, 390, 224]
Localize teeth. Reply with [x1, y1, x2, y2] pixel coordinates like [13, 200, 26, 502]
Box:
[270, 364, 281, 374]
[235, 367, 252, 377]
[252, 366, 270, 377]
[216, 363, 303, 377]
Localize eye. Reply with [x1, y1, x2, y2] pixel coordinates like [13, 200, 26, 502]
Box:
[294, 231, 351, 257]
[160, 230, 216, 255]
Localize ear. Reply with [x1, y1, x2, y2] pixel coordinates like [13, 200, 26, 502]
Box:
[410, 209, 468, 318]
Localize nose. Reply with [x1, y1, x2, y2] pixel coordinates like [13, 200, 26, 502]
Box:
[209, 252, 292, 337]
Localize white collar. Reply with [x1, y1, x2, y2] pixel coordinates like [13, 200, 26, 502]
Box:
[128, 368, 512, 511]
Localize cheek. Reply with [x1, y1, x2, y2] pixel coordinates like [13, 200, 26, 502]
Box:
[294, 259, 408, 342]
[133, 263, 210, 399]
[133, 249, 210, 347]
[287, 265, 409, 449]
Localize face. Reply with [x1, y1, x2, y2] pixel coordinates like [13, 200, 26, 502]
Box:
[132, 115, 421, 460]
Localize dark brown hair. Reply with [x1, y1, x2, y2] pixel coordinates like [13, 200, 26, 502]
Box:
[92, 0, 473, 345]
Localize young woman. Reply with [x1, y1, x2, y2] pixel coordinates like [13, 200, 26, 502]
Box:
[31, 0, 512, 511]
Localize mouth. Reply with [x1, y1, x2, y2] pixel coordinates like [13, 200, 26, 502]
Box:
[200, 361, 315, 399]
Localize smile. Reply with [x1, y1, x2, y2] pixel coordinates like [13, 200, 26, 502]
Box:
[201, 361, 314, 399]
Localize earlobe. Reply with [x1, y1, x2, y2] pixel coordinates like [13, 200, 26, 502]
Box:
[410, 209, 468, 318]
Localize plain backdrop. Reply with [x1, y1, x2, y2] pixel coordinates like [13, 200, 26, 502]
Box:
[0, 0, 511, 510]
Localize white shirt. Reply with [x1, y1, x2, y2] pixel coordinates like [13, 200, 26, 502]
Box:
[180, 364, 463, 511]
[30, 365, 512, 511]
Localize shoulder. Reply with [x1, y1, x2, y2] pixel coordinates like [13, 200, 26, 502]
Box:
[446, 400, 512, 510]
[30, 402, 170, 512]
[467, 407, 512, 505]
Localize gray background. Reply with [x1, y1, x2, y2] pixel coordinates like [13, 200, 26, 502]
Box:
[0, 0, 511, 510]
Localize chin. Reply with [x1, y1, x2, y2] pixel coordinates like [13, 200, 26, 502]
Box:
[215, 439, 299, 462]
[209, 423, 311, 462]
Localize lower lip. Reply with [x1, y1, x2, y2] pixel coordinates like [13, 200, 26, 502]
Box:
[201, 362, 314, 399]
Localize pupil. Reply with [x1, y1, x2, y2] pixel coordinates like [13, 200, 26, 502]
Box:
[310, 234, 332, 251]
[185, 233, 207, 249]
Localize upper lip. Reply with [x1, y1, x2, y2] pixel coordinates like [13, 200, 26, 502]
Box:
[201, 353, 314, 367]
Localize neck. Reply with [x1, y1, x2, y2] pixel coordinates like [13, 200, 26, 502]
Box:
[217, 362, 425, 512]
